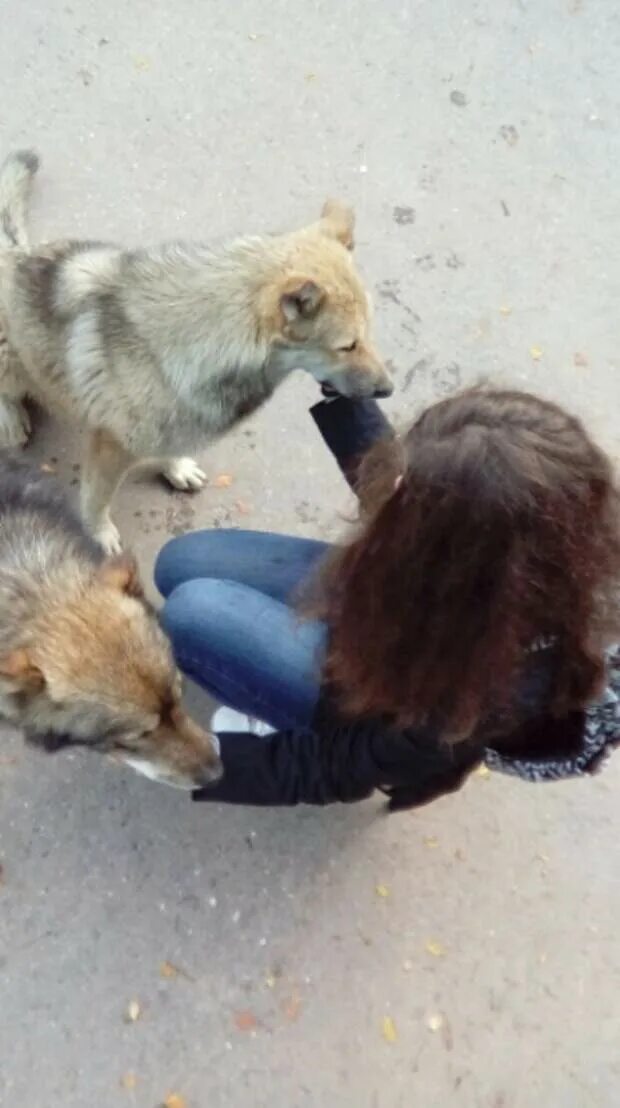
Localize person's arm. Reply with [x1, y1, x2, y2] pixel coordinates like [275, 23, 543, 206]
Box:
[193, 711, 482, 810]
[193, 725, 374, 807]
[310, 396, 394, 494]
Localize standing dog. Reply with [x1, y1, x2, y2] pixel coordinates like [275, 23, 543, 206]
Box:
[0, 151, 392, 551]
[0, 455, 222, 788]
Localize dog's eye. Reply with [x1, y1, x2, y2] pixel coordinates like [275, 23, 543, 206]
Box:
[338, 341, 357, 353]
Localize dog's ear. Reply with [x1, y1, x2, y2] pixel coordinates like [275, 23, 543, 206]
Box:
[0, 649, 45, 689]
[318, 199, 355, 250]
[280, 279, 325, 323]
[97, 553, 144, 597]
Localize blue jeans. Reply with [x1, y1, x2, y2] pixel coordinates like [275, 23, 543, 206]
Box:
[155, 530, 331, 730]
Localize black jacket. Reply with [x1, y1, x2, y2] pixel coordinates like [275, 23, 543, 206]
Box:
[194, 398, 619, 811]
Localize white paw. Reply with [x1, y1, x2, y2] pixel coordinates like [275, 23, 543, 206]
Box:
[94, 517, 123, 555]
[163, 457, 207, 491]
[0, 397, 31, 448]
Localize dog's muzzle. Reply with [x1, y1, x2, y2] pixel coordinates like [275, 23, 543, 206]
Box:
[321, 382, 393, 400]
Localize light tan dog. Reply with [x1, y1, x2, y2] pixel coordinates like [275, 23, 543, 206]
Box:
[0, 151, 392, 551]
[0, 455, 222, 788]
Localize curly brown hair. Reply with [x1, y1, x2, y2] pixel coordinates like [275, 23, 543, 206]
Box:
[315, 388, 620, 740]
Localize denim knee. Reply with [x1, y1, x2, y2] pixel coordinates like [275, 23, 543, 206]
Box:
[160, 579, 214, 651]
[154, 536, 185, 599]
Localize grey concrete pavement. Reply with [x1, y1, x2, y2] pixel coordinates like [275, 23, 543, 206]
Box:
[1, 1, 619, 1105]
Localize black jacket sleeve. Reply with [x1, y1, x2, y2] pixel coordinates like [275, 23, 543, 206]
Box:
[310, 396, 394, 493]
[193, 710, 483, 810]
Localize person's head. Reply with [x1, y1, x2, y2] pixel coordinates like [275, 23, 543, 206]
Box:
[317, 388, 620, 739]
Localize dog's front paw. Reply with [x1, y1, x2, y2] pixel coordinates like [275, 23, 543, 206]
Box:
[94, 517, 123, 555]
[162, 457, 207, 491]
[0, 397, 31, 449]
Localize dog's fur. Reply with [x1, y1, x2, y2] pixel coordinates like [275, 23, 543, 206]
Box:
[0, 454, 222, 788]
[0, 151, 392, 550]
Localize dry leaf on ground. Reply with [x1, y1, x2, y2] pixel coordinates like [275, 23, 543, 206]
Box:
[425, 939, 445, 957]
[529, 346, 543, 361]
[375, 883, 390, 898]
[159, 960, 193, 981]
[160, 961, 179, 979]
[125, 1000, 141, 1023]
[163, 1095, 187, 1108]
[574, 351, 588, 368]
[214, 474, 233, 488]
[382, 1015, 398, 1043]
[476, 764, 490, 778]
[423, 836, 439, 849]
[426, 1013, 444, 1032]
[234, 1009, 258, 1032]
[40, 463, 56, 474]
[120, 1072, 137, 1090]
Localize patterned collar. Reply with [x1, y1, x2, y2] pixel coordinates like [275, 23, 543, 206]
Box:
[485, 645, 620, 783]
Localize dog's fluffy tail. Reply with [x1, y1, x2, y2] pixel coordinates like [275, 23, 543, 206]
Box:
[0, 149, 39, 251]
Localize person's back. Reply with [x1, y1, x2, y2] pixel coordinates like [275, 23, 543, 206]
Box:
[318, 389, 620, 746]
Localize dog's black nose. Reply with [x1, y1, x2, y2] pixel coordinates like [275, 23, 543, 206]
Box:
[373, 385, 394, 399]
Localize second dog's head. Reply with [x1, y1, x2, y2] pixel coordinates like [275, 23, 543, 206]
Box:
[265, 200, 394, 400]
[0, 555, 222, 790]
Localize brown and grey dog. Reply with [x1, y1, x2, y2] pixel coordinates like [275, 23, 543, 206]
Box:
[0, 454, 222, 788]
[0, 150, 392, 551]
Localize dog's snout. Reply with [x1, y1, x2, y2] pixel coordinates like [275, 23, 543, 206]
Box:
[197, 756, 224, 788]
[373, 384, 394, 399]
[189, 728, 223, 787]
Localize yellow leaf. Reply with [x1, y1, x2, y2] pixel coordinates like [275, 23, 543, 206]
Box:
[476, 764, 490, 778]
[120, 1072, 137, 1090]
[423, 836, 439, 849]
[164, 1096, 187, 1108]
[305, 72, 317, 81]
[125, 1000, 141, 1022]
[265, 974, 276, 989]
[499, 305, 512, 316]
[160, 960, 179, 979]
[425, 939, 445, 957]
[214, 473, 233, 488]
[426, 1013, 444, 1032]
[40, 463, 56, 474]
[529, 346, 543, 360]
[234, 1008, 258, 1032]
[375, 883, 390, 898]
[382, 1015, 398, 1043]
[134, 56, 151, 71]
